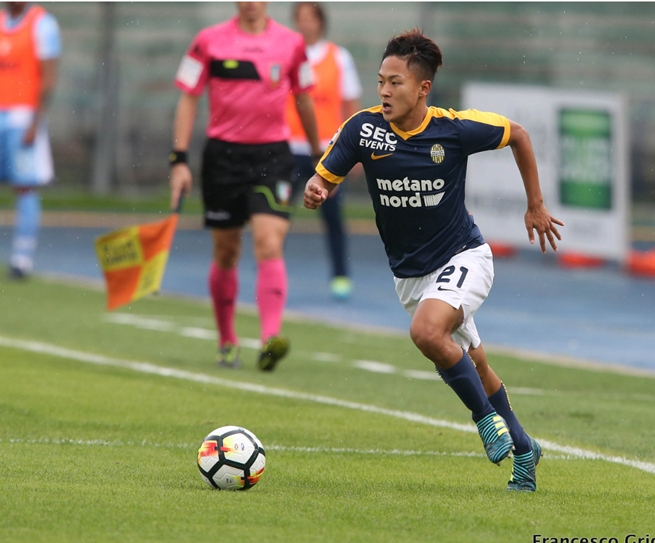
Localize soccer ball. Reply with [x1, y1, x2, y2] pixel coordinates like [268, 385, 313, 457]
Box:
[197, 426, 266, 490]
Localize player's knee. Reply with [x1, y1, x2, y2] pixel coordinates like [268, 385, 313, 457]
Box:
[213, 245, 239, 268]
[253, 235, 284, 261]
[409, 319, 450, 360]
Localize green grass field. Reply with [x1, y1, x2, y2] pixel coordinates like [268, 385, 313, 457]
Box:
[1, 276, 654, 542]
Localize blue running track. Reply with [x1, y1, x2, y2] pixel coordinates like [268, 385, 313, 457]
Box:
[2, 223, 655, 372]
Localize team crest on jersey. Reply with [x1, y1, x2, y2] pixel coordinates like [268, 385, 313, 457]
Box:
[276, 181, 291, 205]
[430, 143, 445, 164]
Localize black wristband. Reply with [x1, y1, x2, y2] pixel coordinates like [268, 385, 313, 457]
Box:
[169, 150, 188, 167]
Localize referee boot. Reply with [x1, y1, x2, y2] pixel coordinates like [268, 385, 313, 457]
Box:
[257, 336, 289, 372]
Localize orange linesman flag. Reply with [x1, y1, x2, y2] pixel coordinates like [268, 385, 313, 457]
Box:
[95, 214, 179, 311]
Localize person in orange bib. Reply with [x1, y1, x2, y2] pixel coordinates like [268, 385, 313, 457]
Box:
[286, 2, 362, 301]
[0, 2, 60, 279]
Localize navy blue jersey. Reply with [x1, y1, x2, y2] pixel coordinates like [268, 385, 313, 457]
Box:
[316, 106, 510, 278]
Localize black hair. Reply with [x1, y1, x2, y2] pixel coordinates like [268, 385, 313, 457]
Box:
[381, 29, 443, 82]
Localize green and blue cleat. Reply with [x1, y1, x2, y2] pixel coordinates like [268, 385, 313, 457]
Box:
[257, 335, 289, 372]
[330, 276, 353, 301]
[476, 412, 514, 465]
[507, 436, 542, 492]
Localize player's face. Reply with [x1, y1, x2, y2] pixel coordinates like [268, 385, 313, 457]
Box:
[295, 5, 322, 44]
[378, 55, 430, 131]
[6, 2, 27, 16]
[236, 2, 268, 23]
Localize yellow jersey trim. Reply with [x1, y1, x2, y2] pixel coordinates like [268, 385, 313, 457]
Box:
[390, 108, 435, 140]
[451, 108, 511, 148]
[389, 106, 510, 147]
[316, 162, 344, 185]
[315, 107, 375, 184]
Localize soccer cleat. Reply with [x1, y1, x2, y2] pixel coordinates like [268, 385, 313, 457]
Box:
[257, 335, 289, 372]
[7, 266, 30, 280]
[530, 436, 543, 467]
[330, 276, 352, 301]
[476, 412, 514, 465]
[217, 343, 241, 369]
[507, 436, 542, 492]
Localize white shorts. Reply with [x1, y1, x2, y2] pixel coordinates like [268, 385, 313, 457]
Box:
[394, 243, 494, 351]
[0, 108, 54, 187]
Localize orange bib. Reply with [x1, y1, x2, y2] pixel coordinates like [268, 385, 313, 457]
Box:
[0, 5, 44, 108]
[286, 42, 343, 145]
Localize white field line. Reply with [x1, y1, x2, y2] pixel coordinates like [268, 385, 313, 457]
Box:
[2, 335, 654, 475]
[0, 437, 485, 458]
[104, 314, 445, 384]
[0, 437, 608, 463]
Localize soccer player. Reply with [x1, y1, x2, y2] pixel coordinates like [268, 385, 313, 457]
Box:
[0, 2, 60, 279]
[304, 30, 564, 491]
[170, 2, 321, 371]
[285, 2, 362, 301]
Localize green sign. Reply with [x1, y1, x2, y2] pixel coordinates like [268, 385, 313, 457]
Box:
[558, 109, 613, 210]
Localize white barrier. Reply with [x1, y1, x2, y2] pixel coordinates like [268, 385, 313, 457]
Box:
[462, 83, 630, 262]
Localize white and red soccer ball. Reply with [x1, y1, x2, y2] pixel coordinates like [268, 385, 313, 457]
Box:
[197, 426, 266, 490]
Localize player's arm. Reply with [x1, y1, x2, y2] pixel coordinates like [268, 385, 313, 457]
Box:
[169, 92, 199, 210]
[303, 173, 339, 210]
[294, 93, 322, 162]
[23, 57, 59, 146]
[507, 119, 564, 253]
[25, 11, 61, 146]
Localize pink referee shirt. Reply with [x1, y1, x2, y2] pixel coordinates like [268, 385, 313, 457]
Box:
[175, 16, 312, 144]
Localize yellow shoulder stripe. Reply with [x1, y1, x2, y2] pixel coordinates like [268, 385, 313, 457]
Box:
[316, 162, 344, 185]
[446, 108, 511, 148]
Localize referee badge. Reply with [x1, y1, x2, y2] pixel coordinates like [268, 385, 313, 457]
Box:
[430, 143, 445, 164]
[276, 181, 291, 205]
[270, 64, 281, 86]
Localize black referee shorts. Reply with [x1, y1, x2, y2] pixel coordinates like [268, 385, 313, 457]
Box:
[201, 139, 295, 229]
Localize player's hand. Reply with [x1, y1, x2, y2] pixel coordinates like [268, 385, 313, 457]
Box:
[22, 120, 37, 147]
[304, 182, 328, 210]
[525, 203, 564, 253]
[170, 163, 192, 211]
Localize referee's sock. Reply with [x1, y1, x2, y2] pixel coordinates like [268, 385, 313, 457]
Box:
[256, 258, 287, 343]
[10, 189, 41, 274]
[488, 382, 531, 455]
[208, 261, 238, 347]
[436, 351, 495, 423]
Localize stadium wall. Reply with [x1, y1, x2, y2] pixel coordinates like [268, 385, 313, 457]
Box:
[45, 2, 655, 201]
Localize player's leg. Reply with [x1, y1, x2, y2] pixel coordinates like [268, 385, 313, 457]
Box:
[251, 212, 289, 334]
[321, 186, 352, 301]
[410, 299, 512, 464]
[248, 142, 295, 371]
[9, 186, 41, 278]
[468, 343, 541, 491]
[6, 113, 53, 278]
[209, 227, 242, 368]
[400, 244, 513, 465]
[468, 343, 530, 453]
[290, 153, 313, 203]
[201, 139, 249, 368]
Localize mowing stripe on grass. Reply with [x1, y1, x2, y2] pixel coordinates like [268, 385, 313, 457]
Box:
[2, 334, 654, 475]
